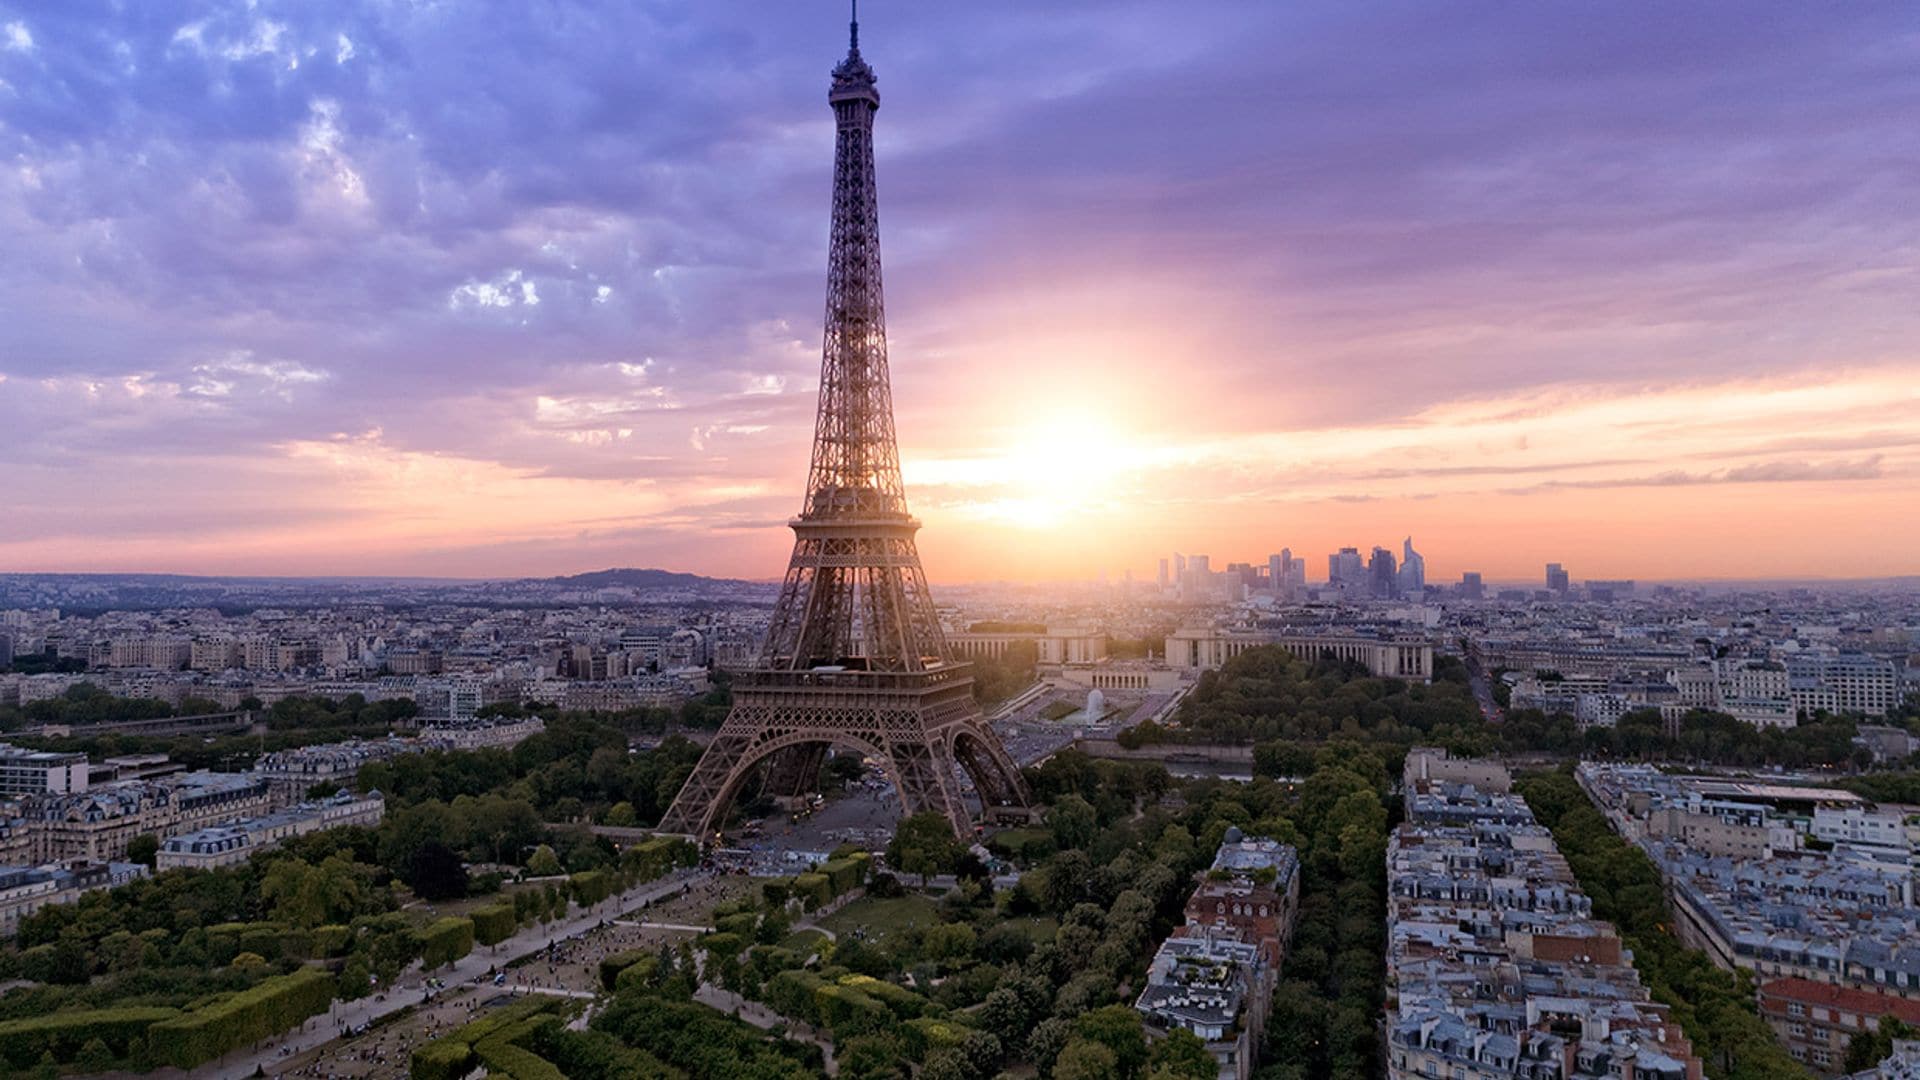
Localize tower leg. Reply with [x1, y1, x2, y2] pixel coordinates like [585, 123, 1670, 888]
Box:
[889, 733, 972, 838]
[765, 742, 831, 802]
[955, 722, 1031, 813]
[657, 723, 760, 838]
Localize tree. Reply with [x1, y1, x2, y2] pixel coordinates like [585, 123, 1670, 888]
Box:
[885, 812, 960, 886]
[1148, 1028, 1216, 1079]
[125, 833, 159, 868]
[1044, 850, 1092, 913]
[1072, 1005, 1147, 1078]
[378, 799, 454, 877]
[839, 1034, 908, 1080]
[1053, 1038, 1119, 1080]
[407, 841, 470, 901]
[526, 844, 564, 877]
[261, 855, 367, 928]
[979, 986, 1032, 1045]
[1847, 1016, 1917, 1073]
[1026, 1017, 1073, 1076]
[1046, 795, 1098, 852]
[604, 801, 639, 828]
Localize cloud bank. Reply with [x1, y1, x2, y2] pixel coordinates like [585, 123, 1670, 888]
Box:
[0, 1, 1915, 580]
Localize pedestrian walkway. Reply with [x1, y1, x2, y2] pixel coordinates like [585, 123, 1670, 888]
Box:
[694, 984, 839, 1077]
[613, 920, 714, 932]
[197, 867, 710, 1079]
[503, 984, 597, 1000]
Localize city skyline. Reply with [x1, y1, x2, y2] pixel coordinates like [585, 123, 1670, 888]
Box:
[3, 2, 1918, 583]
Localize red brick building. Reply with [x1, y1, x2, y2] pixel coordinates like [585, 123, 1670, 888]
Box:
[1757, 977, 1920, 1074]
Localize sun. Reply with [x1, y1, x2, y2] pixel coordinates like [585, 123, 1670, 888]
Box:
[972, 412, 1135, 529]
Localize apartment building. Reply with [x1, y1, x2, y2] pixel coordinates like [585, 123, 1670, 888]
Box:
[1137, 830, 1301, 1080]
[0, 860, 149, 937]
[1789, 655, 1901, 717]
[157, 790, 385, 871]
[1579, 763, 1920, 1002]
[0, 744, 90, 796]
[1757, 978, 1920, 1074]
[1386, 751, 1703, 1080]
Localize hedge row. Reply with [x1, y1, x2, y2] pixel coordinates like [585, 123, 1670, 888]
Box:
[700, 932, 747, 960]
[715, 911, 758, 938]
[0, 1007, 180, 1069]
[769, 852, 871, 912]
[416, 917, 475, 969]
[624, 836, 697, 880]
[746, 945, 801, 978]
[612, 955, 661, 994]
[820, 854, 869, 896]
[760, 967, 933, 1040]
[813, 982, 890, 1038]
[313, 924, 352, 956]
[205, 922, 324, 963]
[150, 967, 336, 1069]
[570, 870, 613, 907]
[408, 1038, 471, 1080]
[838, 973, 927, 1017]
[471, 903, 518, 946]
[409, 994, 573, 1080]
[902, 1016, 973, 1061]
[473, 1015, 568, 1080]
[599, 949, 654, 992]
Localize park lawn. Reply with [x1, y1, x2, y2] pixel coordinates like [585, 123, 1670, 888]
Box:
[781, 929, 830, 957]
[817, 895, 942, 948]
[416, 884, 534, 917]
[998, 916, 1058, 945]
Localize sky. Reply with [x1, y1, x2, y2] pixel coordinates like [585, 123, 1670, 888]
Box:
[0, 1, 1916, 585]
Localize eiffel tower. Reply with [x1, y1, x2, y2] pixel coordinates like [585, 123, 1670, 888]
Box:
[657, 8, 1032, 841]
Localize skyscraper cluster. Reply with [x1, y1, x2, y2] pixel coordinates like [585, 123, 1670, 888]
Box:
[1160, 538, 1431, 602]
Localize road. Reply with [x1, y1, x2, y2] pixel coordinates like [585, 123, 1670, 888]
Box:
[199, 867, 709, 1079]
[1464, 652, 1504, 722]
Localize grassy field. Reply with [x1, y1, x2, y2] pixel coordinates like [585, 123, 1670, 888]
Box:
[782, 928, 831, 956]
[996, 915, 1058, 945]
[817, 895, 942, 948]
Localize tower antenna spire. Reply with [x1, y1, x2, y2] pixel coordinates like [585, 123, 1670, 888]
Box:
[850, 0, 859, 53]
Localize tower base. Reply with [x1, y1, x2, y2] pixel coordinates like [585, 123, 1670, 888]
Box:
[656, 664, 1031, 842]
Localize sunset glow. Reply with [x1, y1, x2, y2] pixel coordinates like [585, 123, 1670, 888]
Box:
[0, 4, 1915, 583]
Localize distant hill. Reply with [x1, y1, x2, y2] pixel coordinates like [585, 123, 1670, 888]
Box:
[536, 567, 748, 589]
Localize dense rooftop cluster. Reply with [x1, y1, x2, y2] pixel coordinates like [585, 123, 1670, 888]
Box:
[1386, 749, 1703, 1080]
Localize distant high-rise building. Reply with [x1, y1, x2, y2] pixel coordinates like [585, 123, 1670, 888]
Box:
[1397, 536, 1426, 595]
[1268, 550, 1307, 600]
[1546, 563, 1570, 595]
[1369, 547, 1399, 599]
[1459, 572, 1484, 601]
[1282, 549, 1306, 593]
[1587, 579, 1635, 600]
[1182, 554, 1214, 602]
[0, 632, 11, 669]
[1158, 558, 1170, 589]
[1329, 547, 1365, 590]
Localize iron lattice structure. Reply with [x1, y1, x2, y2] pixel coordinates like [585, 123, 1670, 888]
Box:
[657, 15, 1031, 841]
